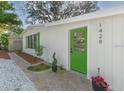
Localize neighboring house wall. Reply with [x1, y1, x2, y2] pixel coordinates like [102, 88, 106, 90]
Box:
[22, 14, 124, 90]
[8, 36, 22, 51]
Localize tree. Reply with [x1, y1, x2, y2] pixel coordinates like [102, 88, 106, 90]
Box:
[0, 1, 22, 25]
[0, 1, 23, 34]
[63, 1, 99, 17]
[25, 1, 99, 24]
[25, 1, 64, 24]
[0, 1, 23, 50]
[0, 1, 23, 35]
[10, 26, 24, 36]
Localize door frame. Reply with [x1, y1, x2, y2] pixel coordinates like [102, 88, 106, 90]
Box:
[68, 25, 90, 79]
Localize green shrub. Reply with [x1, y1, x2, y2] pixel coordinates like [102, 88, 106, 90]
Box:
[35, 46, 44, 56]
[27, 63, 50, 72]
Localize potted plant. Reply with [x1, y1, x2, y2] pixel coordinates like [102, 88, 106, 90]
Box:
[91, 68, 109, 91]
[34, 45, 44, 62]
[52, 52, 57, 72]
[35, 45, 44, 57]
[57, 65, 65, 74]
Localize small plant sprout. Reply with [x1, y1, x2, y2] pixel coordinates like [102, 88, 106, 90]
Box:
[97, 67, 100, 76]
[60, 64, 64, 70]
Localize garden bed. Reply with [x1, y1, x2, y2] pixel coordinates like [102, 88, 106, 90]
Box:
[0, 51, 10, 59]
[15, 51, 41, 64]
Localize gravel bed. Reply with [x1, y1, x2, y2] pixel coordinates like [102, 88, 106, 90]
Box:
[0, 59, 37, 91]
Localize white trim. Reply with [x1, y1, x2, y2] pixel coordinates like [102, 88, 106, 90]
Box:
[68, 29, 70, 71]
[20, 25, 44, 36]
[87, 24, 90, 79]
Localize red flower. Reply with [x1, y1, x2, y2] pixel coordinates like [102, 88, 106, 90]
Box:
[91, 76, 109, 91]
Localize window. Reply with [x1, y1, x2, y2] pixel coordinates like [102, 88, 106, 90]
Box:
[73, 32, 85, 52]
[26, 33, 38, 49]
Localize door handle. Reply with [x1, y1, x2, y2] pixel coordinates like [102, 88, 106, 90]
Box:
[70, 48, 73, 53]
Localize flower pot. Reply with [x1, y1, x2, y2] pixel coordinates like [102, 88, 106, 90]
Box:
[52, 65, 57, 72]
[92, 80, 105, 91]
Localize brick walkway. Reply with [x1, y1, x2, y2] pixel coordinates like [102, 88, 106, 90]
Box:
[0, 51, 10, 59]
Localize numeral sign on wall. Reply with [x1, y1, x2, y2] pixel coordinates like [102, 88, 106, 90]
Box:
[98, 23, 103, 45]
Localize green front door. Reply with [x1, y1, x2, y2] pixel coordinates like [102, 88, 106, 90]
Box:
[70, 27, 87, 74]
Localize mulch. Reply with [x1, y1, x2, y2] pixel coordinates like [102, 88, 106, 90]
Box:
[16, 51, 41, 64]
[0, 51, 10, 59]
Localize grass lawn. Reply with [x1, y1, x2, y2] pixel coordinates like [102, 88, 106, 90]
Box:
[27, 63, 51, 72]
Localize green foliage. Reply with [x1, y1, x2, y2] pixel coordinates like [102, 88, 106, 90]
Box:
[0, 1, 23, 50]
[14, 27, 23, 35]
[9, 26, 24, 36]
[27, 63, 50, 72]
[0, 1, 23, 34]
[0, 1, 22, 25]
[57, 66, 65, 74]
[60, 65, 64, 70]
[0, 1, 14, 13]
[35, 46, 44, 56]
[0, 33, 8, 50]
[0, 13, 22, 25]
[25, 1, 99, 24]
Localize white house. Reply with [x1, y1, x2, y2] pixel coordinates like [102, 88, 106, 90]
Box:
[22, 6, 124, 90]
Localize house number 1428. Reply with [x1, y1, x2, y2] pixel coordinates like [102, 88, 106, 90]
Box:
[99, 23, 103, 44]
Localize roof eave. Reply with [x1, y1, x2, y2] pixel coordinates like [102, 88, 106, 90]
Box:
[45, 6, 124, 27]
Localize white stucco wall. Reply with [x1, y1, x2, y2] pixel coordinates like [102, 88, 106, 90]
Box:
[88, 14, 124, 90]
[22, 14, 124, 90]
[23, 21, 88, 70]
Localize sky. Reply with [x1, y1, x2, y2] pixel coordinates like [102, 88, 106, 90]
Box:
[10, 1, 124, 28]
[98, 1, 124, 9]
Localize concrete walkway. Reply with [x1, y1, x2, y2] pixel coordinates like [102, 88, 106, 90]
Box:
[9, 53, 92, 91]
